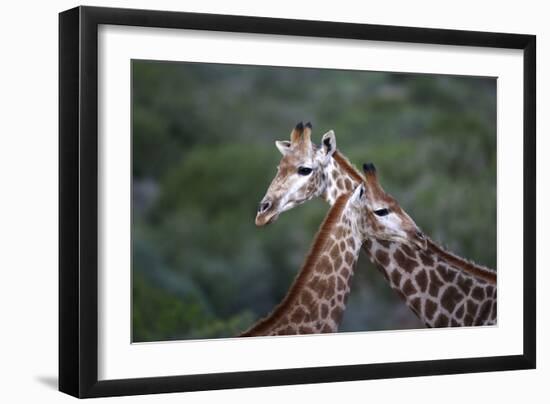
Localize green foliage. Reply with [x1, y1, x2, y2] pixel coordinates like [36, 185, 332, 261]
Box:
[131, 60, 496, 342]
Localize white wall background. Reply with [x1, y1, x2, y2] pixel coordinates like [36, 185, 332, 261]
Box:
[0, 0, 546, 402]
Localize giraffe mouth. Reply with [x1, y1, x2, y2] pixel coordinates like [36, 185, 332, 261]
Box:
[255, 210, 280, 227]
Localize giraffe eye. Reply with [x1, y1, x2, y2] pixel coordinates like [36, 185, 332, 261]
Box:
[297, 166, 313, 176]
[374, 208, 390, 217]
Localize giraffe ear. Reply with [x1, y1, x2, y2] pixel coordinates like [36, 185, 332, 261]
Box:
[351, 183, 365, 203]
[321, 130, 336, 160]
[275, 140, 291, 155]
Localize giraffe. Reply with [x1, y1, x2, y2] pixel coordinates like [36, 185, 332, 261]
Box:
[357, 163, 496, 327]
[255, 122, 497, 327]
[241, 183, 366, 336]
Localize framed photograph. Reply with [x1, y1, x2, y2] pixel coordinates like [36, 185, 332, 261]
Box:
[59, 6, 536, 398]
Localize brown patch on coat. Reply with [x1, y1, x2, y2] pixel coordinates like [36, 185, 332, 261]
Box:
[424, 299, 437, 320]
[331, 306, 343, 323]
[434, 313, 449, 327]
[333, 256, 342, 271]
[313, 278, 327, 298]
[390, 269, 402, 287]
[415, 270, 428, 293]
[476, 300, 492, 325]
[375, 250, 390, 266]
[329, 244, 340, 261]
[326, 277, 336, 299]
[318, 255, 333, 275]
[394, 249, 418, 272]
[333, 225, 345, 240]
[410, 297, 422, 315]
[419, 251, 434, 266]
[471, 286, 485, 301]
[456, 275, 473, 296]
[341, 267, 350, 279]
[337, 276, 346, 292]
[344, 178, 352, 191]
[438, 264, 457, 283]
[301, 289, 314, 308]
[466, 299, 478, 318]
[402, 279, 416, 296]
[320, 304, 329, 319]
[455, 304, 465, 319]
[441, 286, 464, 314]
[290, 307, 306, 323]
[428, 270, 444, 297]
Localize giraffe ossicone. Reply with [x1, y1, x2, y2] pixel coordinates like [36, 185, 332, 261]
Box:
[256, 122, 497, 327]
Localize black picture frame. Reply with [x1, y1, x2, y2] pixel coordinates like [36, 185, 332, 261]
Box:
[59, 5, 536, 398]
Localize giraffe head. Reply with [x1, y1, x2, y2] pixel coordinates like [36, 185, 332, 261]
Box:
[359, 163, 427, 250]
[255, 122, 336, 226]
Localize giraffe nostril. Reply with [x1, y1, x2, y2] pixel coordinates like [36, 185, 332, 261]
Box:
[258, 201, 272, 213]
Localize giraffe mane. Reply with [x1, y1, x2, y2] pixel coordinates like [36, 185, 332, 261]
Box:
[240, 193, 350, 337]
[332, 150, 365, 184]
[425, 237, 497, 284]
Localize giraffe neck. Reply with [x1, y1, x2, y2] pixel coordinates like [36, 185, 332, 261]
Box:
[364, 238, 497, 327]
[241, 193, 362, 336]
[320, 150, 497, 327]
[322, 151, 363, 205]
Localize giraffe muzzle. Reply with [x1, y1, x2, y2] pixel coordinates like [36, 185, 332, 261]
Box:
[255, 199, 280, 226]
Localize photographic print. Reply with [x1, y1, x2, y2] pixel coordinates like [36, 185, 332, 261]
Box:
[59, 7, 535, 397]
[131, 60, 496, 343]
